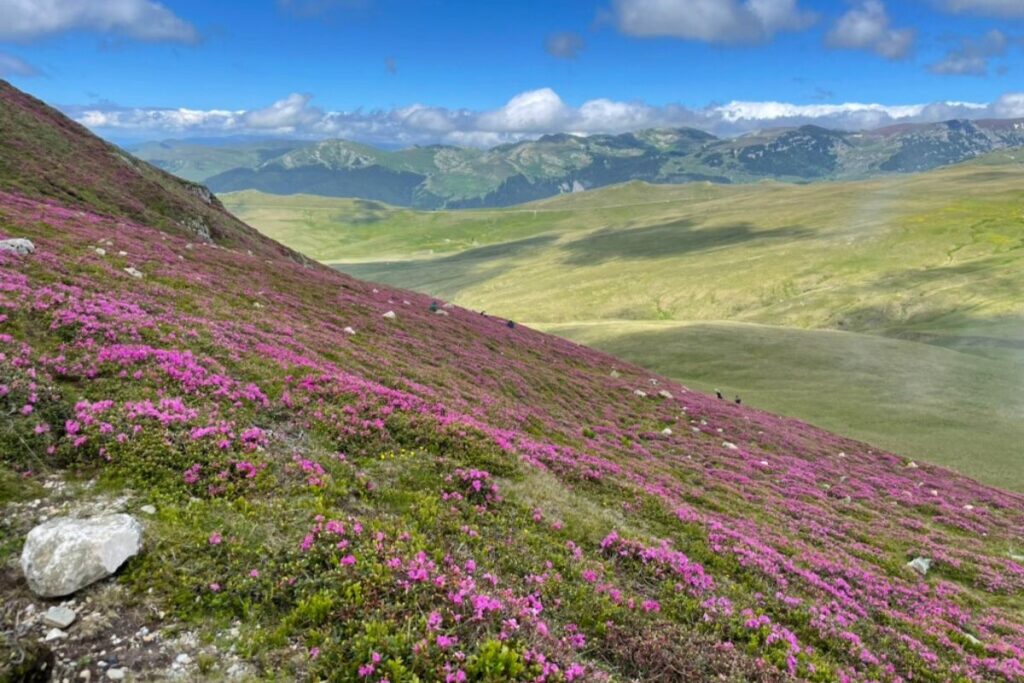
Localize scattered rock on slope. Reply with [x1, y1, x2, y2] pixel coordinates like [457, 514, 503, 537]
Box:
[0, 237, 35, 255]
[907, 557, 932, 575]
[21, 514, 143, 597]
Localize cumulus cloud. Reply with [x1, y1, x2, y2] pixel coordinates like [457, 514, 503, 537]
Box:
[938, 0, 1024, 17]
[241, 93, 324, 131]
[929, 30, 1010, 76]
[545, 32, 585, 59]
[476, 88, 572, 133]
[827, 0, 914, 60]
[0, 0, 198, 43]
[612, 0, 816, 44]
[0, 51, 39, 76]
[66, 87, 1024, 148]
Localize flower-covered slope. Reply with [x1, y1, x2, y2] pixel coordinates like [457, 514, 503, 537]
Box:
[1, 86, 1024, 682]
[0, 79, 294, 260]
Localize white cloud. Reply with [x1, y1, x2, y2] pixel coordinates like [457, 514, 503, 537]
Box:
[241, 93, 323, 131]
[612, 0, 815, 44]
[0, 51, 39, 76]
[545, 32, 586, 59]
[66, 88, 1024, 148]
[827, 0, 914, 60]
[992, 92, 1024, 118]
[0, 0, 198, 43]
[938, 0, 1024, 17]
[477, 89, 572, 133]
[929, 30, 1010, 76]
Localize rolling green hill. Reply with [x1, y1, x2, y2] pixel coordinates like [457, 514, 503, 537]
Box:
[223, 153, 1024, 488]
[140, 119, 1024, 209]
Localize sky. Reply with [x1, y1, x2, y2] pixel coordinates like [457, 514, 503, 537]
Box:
[2, 0, 1024, 147]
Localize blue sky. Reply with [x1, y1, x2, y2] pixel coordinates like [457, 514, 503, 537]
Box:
[2, 0, 1024, 145]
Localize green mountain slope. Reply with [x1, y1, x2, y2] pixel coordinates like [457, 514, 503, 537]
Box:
[10, 79, 1024, 683]
[127, 138, 302, 183]
[223, 153, 1024, 488]
[135, 119, 1024, 208]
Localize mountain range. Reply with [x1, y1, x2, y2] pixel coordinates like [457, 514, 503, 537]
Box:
[132, 118, 1024, 208]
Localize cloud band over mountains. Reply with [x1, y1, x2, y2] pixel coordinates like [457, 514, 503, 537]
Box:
[68, 87, 1024, 147]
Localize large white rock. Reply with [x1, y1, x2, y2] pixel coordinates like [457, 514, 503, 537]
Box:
[907, 556, 932, 576]
[0, 238, 35, 255]
[21, 514, 143, 597]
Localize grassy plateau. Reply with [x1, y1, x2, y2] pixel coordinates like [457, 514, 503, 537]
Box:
[222, 153, 1024, 490]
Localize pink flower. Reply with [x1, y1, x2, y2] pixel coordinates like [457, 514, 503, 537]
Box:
[340, 554, 357, 566]
[208, 532, 222, 546]
[249, 569, 260, 578]
[309, 647, 320, 660]
[642, 599, 661, 613]
[209, 582, 221, 592]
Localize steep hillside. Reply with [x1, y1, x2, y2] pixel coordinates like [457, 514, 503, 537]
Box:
[225, 154, 1024, 488]
[134, 118, 1024, 208]
[0, 80, 291, 259]
[3, 82, 1024, 682]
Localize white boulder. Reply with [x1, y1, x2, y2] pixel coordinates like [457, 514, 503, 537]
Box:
[21, 514, 143, 597]
[382, 310, 397, 320]
[0, 238, 35, 255]
[907, 556, 932, 575]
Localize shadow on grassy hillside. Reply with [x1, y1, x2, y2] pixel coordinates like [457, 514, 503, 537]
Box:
[559, 220, 814, 265]
[338, 233, 560, 299]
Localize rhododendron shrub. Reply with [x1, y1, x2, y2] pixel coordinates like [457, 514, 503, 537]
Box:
[2, 185, 1024, 682]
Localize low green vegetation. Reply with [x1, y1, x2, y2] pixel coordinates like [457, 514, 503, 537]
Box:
[223, 152, 1024, 489]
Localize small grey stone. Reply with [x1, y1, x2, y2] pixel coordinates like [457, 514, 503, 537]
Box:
[139, 505, 156, 515]
[343, 326, 356, 335]
[106, 668, 126, 681]
[45, 627, 67, 641]
[43, 606, 77, 629]
[123, 267, 143, 279]
[382, 310, 396, 320]
[174, 654, 192, 666]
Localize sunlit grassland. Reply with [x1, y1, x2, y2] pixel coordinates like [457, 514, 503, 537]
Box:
[223, 152, 1024, 488]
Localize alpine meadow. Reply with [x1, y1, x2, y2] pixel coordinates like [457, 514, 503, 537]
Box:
[3, 1, 1024, 682]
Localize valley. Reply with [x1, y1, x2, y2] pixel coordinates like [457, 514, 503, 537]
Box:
[224, 154, 1024, 489]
